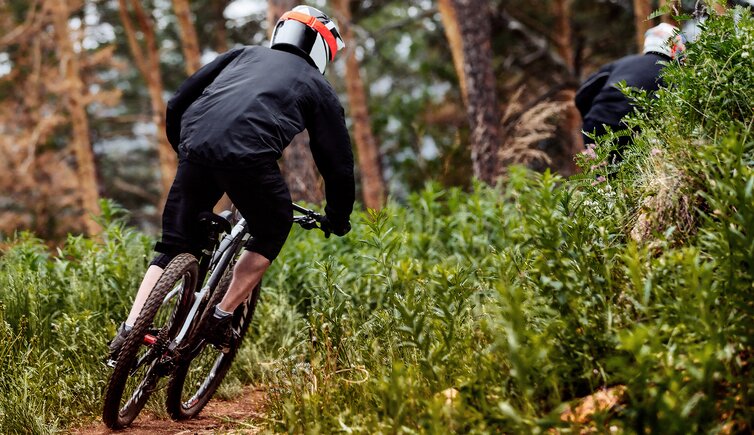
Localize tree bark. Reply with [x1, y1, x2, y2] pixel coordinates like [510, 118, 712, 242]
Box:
[50, 0, 101, 234]
[267, 0, 324, 204]
[332, 0, 385, 210]
[118, 0, 177, 202]
[437, 0, 467, 104]
[172, 0, 202, 74]
[212, 0, 229, 52]
[441, 0, 502, 184]
[550, 0, 582, 171]
[633, 0, 652, 51]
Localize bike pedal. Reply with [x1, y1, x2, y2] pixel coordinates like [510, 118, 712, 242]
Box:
[105, 359, 117, 368]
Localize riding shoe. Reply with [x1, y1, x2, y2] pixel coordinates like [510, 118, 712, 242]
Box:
[107, 323, 131, 364]
[202, 310, 238, 354]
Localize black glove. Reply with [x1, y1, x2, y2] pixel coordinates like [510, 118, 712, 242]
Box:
[320, 216, 351, 238]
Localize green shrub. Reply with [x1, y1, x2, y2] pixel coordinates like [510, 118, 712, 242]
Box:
[0, 8, 752, 434]
[0, 200, 152, 431]
[251, 9, 754, 433]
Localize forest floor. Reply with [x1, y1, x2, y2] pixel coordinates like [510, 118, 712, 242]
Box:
[72, 386, 266, 435]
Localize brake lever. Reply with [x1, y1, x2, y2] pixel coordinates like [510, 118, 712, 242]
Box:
[297, 217, 319, 230]
[292, 203, 327, 236]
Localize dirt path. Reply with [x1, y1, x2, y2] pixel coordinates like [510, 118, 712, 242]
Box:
[72, 387, 266, 435]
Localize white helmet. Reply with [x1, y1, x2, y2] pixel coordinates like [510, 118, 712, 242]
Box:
[643, 23, 687, 60]
[270, 5, 345, 74]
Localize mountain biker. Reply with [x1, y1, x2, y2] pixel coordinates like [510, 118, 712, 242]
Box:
[576, 23, 686, 150]
[108, 5, 354, 358]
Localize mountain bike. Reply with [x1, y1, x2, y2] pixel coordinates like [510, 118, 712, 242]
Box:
[102, 203, 325, 429]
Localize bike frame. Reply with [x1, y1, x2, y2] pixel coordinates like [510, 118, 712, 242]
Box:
[160, 203, 323, 353]
[165, 217, 249, 352]
[103, 203, 326, 429]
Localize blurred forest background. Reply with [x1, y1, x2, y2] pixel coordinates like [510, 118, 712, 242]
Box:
[0, 0, 741, 240]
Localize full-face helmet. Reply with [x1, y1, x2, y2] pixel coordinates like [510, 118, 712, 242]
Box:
[270, 5, 345, 74]
[643, 23, 687, 60]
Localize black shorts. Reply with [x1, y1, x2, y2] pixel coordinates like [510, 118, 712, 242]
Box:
[155, 157, 293, 262]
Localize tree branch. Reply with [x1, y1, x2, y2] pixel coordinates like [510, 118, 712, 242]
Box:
[0, 0, 41, 46]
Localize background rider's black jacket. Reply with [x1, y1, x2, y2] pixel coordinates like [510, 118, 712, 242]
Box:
[575, 52, 669, 128]
[165, 45, 355, 225]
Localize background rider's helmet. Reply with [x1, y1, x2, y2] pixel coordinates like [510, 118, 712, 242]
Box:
[270, 5, 345, 74]
[643, 23, 687, 60]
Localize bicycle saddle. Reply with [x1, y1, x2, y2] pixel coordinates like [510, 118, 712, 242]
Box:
[198, 212, 232, 234]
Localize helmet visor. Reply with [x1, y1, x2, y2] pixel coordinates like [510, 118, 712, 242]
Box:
[271, 20, 319, 55]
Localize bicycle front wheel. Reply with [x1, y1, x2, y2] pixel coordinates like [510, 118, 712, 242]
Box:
[165, 269, 260, 420]
[102, 253, 198, 429]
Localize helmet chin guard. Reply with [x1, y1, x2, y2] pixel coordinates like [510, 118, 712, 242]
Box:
[270, 5, 345, 74]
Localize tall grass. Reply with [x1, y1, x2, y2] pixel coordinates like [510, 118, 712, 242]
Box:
[0, 202, 152, 434]
[1, 8, 752, 434]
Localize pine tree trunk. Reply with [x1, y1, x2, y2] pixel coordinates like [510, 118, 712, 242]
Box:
[442, 0, 501, 184]
[332, 0, 385, 210]
[633, 0, 652, 50]
[212, 0, 229, 52]
[267, 0, 324, 204]
[551, 0, 582, 171]
[172, 0, 202, 74]
[24, 35, 44, 231]
[50, 0, 101, 234]
[118, 0, 177, 202]
[437, 0, 467, 104]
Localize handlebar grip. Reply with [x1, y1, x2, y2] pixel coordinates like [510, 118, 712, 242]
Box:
[292, 203, 329, 237]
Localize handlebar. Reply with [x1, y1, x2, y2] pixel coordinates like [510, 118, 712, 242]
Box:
[292, 203, 330, 237]
[224, 203, 329, 237]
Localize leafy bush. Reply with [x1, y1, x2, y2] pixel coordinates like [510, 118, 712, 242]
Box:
[0, 201, 152, 433]
[249, 9, 754, 433]
[0, 8, 752, 434]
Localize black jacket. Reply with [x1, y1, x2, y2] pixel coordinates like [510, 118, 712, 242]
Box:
[165, 46, 355, 224]
[575, 52, 669, 127]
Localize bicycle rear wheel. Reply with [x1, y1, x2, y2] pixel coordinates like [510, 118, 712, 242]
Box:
[165, 268, 260, 420]
[102, 253, 198, 429]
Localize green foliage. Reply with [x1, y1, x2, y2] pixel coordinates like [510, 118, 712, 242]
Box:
[1, 11, 753, 433]
[0, 200, 152, 432]
[245, 10, 754, 433]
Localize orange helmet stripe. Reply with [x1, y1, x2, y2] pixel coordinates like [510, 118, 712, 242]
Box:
[280, 11, 339, 61]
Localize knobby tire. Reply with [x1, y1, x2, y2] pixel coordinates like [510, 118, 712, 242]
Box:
[102, 253, 198, 429]
[165, 268, 260, 420]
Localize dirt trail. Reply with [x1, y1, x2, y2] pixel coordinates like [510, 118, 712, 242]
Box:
[73, 387, 266, 435]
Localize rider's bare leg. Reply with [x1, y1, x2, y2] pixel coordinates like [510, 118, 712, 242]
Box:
[217, 251, 270, 313]
[125, 265, 164, 327]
